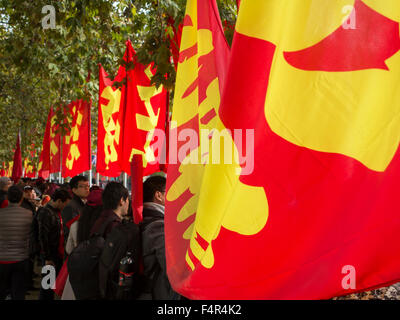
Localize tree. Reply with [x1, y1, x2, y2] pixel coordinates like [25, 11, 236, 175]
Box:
[0, 0, 237, 168]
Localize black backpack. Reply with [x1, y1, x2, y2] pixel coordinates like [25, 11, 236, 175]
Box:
[68, 216, 114, 300]
[98, 220, 143, 300]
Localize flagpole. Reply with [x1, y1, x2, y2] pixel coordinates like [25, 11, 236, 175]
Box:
[96, 173, 100, 186]
[123, 172, 127, 188]
[89, 170, 93, 187]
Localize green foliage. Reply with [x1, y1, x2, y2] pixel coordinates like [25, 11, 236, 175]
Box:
[0, 0, 237, 168]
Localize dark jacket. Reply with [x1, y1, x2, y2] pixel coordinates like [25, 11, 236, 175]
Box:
[61, 194, 85, 242]
[37, 203, 63, 262]
[0, 190, 7, 207]
[140, 203, 179, 300]
[21, 198, 36, 216]
[90, 209, 122, 238]
[0, 203, 33, 261]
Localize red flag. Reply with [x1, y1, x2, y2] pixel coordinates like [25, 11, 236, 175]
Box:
[38, 107, 61, 178]
[118, 40, 168, 177]
[49, 108, 61, 174]
[167, 17, 183, 71]
[62, 100, 91, 178]
[96, 64, 124, 177]
[166, 0, 400, 299]
[38, 151, 49, 180]
[164, 0, 231, 299]
[11, 133, 22, 184]
[38, 109, 52, 177]
[0, 162, 5, 177]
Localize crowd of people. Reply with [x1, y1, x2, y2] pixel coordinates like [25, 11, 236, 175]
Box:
[0, 174, 179, 300]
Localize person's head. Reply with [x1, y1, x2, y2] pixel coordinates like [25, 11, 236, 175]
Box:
[102, 182, 129, 217]
[38, 182, 49, 195]
[21, 178, 30, 186]
[46, 183, 59, 198]
[0, 177, 12, 192]
[143, 175, 166, 205]
[69, 176, 90, 199]
[35, 177, 45, 187]
[7, 185, 23, 204]
[51, 189, 72, 211]
[23, 185, 37, 200]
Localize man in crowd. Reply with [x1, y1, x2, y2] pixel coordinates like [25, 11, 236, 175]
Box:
[20, 185, 38, 291]
[21, 185, 38, 216]
[37, 189, 72, 300]
[140, 175, 179, 300]
[91, 182, 130, 238]
[0, 186, 33, 300]
[61, 175, 90, 242]
[0, 177, 12, 208]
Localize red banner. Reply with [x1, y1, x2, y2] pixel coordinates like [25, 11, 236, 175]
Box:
[164, 0, 231, 299]
[96, 64, 125, 177]
[11, 133, 22, 184]
[167, 17, 183, 71]
[38, 107, 61, 178]
[62, 100, 91, 178]
[166, 0, 400, 299]
[118, 40, 168, 177]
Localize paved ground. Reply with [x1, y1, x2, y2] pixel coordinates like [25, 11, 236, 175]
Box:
[22, 260, 400, 300]
[25, 260, 60, 300]
[25, 260, 41, 300]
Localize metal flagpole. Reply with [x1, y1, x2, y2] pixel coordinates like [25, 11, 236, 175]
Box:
[123, 172, 127, 188]
[89, 170, 93, 187]
[96, 173, 100, 186]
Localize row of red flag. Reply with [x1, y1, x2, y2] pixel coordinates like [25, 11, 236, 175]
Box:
[2, 0, 399, 299]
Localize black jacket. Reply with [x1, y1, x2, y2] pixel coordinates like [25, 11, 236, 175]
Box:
[0, 190, 7, 207]
[90, 209, 122, 239]
[140, 204, 179, 300]
[21, 198, 36, 216]
[61, 194, 85, 242]
[37, 203, 63, 262]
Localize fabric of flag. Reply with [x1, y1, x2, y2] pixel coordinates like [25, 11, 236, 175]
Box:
[167, 17, 183, 71]
[62, 100, 91, 178]
[48, 108, 61, 174]
[164, 0, 231, 299]
[38, 107, 61, 178]
[96, 64, 124, 177]
[0, 162, 6, 177]
[167, 0, 400, 299]
[23, 158, 35, 178]
[118, 40, 168, 177]
[37, 151, 49, 180]
[11, 133, 22, 184]
[5, 162, 13, 178]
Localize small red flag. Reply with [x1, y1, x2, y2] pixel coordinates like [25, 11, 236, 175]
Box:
[11, 133, 23, 184]
[118, 41, 168, 177]
[96, 64, 124, 177]
[62, 100, 91, 178]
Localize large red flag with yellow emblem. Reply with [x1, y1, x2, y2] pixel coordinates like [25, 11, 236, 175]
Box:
[165, 0, 400, 299]
[62, 100, 91, 178]
[97, 64, 125, 177]
[164, 0, 231, 298]
[118, 40, 168, 178]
